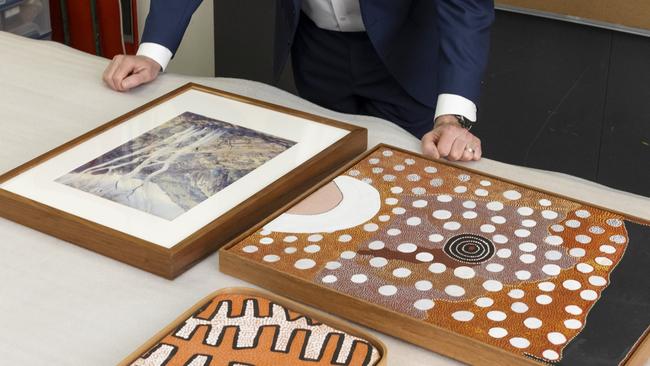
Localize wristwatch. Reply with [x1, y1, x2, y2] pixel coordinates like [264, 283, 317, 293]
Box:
[454, 115, 476, 130]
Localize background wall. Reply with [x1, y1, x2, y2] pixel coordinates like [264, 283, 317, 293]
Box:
[137, 0, 215, 76]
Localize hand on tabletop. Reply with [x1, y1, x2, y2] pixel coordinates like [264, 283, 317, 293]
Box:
[421, 115, 482, 161]
[102, 55, 161, 92]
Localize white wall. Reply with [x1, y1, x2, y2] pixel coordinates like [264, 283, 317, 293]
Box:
[136, 0, 215, 77]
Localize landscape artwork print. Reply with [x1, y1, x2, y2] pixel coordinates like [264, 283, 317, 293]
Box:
[56, 112, 296, 220]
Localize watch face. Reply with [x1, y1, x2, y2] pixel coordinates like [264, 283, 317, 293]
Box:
[455, 115, 474, 129]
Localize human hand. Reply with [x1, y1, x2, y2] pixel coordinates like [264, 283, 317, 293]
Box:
[102, 55, 161, 92]
[421, 115, 482, 161]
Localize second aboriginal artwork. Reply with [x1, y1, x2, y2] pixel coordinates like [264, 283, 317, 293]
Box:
[230, 147, 640, 364]
[128, 293, 381, 366]
[56, 112, 295, 220]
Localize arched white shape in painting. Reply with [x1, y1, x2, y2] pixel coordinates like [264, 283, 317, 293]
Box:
[264, 176, 381, 233]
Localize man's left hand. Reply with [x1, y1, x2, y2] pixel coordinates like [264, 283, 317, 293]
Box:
[421, 115, 482, 161]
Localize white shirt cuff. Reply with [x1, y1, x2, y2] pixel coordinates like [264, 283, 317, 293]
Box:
[136, 42, 173, 72]
[434, 93, 477, 122]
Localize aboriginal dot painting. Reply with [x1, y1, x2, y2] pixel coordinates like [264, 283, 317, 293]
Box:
[228, 146, 650, 365]
[128, 292, 381, 366]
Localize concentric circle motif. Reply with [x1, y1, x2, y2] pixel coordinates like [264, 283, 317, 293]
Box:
[444, 234, 495, 264]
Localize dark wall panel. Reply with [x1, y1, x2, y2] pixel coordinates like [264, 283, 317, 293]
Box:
[597, 32, 650, 197]
[213, 0, 296, 92]
[474, 12, 611, 181]
[213, 1, 276, 84]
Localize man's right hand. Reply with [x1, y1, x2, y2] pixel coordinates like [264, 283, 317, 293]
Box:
[102, 55, 161, 92]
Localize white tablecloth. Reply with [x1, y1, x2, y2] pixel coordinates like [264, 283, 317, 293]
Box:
[1, 31, 648, 366]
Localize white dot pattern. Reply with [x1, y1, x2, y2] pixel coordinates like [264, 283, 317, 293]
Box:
[235, 150, 631, 362]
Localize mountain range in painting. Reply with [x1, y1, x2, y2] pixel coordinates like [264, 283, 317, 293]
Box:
[56, 112, 296, 220]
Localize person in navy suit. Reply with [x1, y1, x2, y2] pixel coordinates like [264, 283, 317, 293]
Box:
[104, 0, 494, 161]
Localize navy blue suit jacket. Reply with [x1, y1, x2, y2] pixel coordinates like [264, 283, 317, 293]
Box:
[142, 0, 494, 108]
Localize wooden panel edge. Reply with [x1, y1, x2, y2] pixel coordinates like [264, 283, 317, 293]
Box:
[494, 0, 650, 34]
[625, 326, 650, 366]
[117, 287, 387, 366]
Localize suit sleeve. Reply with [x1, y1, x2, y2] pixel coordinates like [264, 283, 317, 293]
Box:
[434, 0, 495, 105]
[141, 0, 204, 56]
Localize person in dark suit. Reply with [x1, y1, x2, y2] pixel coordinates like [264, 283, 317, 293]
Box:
[103, 0, 494, 161]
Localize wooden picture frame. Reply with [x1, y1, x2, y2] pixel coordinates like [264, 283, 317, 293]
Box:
[0, 83, 366, 279]
[219, 143, 650, 366]
[118, 287, 387, 366]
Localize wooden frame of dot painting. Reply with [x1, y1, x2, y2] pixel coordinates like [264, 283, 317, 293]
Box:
[219, 143, 650, 366]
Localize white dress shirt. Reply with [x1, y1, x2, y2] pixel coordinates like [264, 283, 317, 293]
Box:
[137, 0, 477, 123]
[301, 0, 365, 32]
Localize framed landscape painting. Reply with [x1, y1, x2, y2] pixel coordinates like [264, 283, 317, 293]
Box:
[0, 83, 366, 278]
